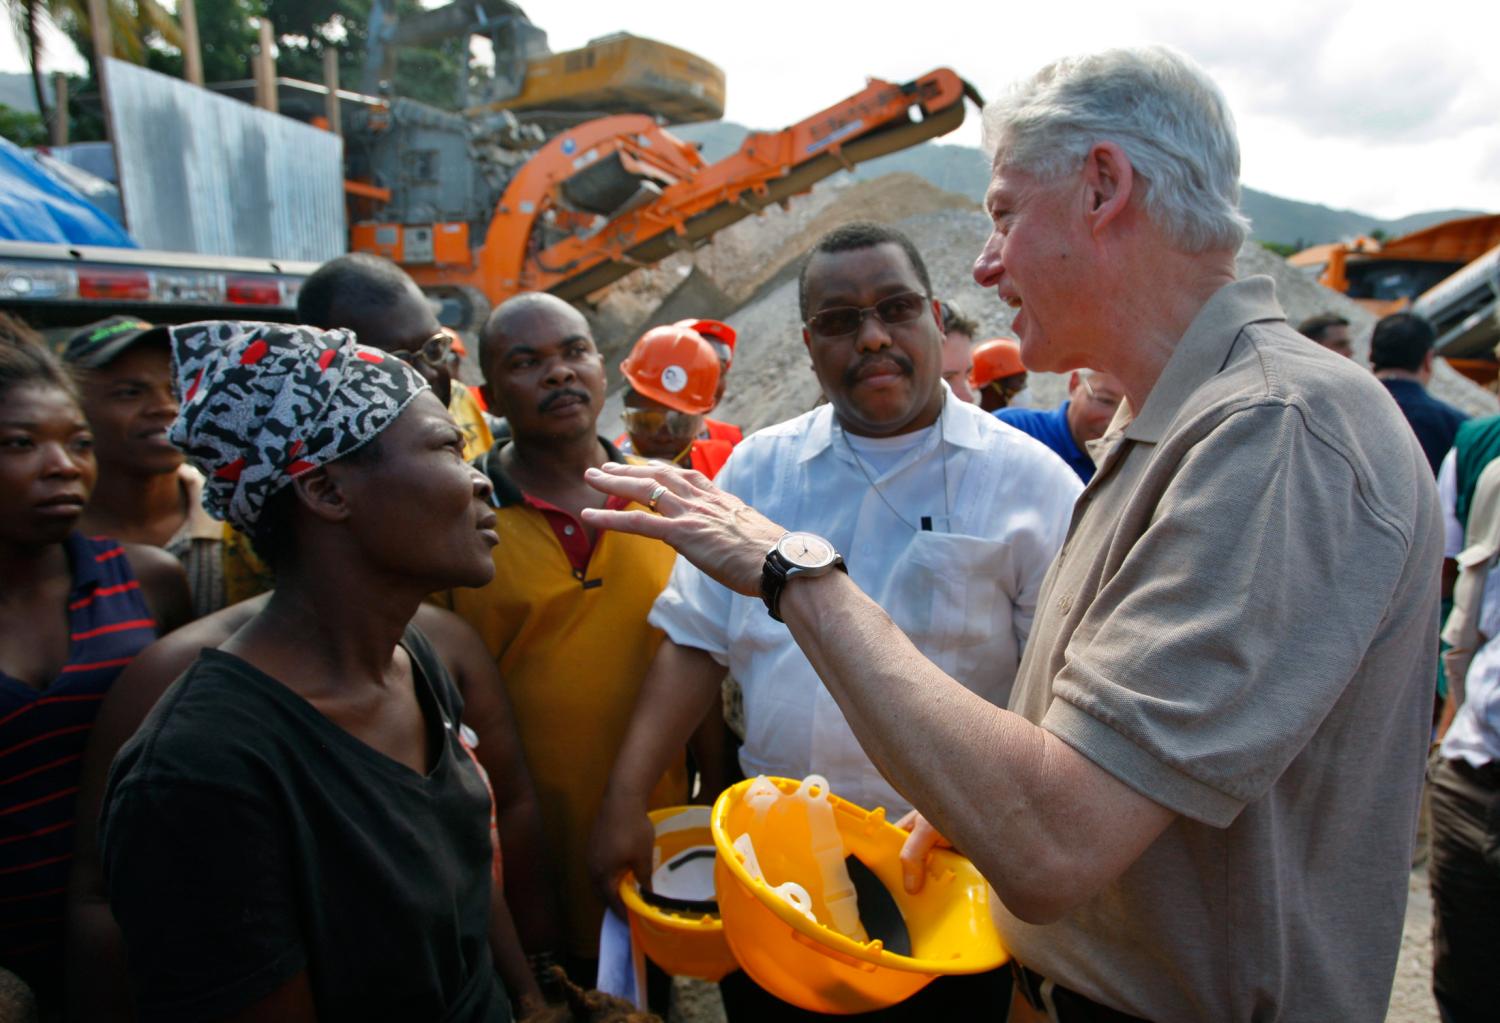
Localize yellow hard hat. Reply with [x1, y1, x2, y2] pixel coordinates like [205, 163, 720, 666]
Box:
[617, 805, 737, 981]
[711, 776, 1008, 1014]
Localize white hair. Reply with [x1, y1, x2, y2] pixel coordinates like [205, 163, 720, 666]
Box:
[981, 46, 1251, 253]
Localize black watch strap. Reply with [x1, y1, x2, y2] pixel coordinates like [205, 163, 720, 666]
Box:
[761, 549, 847, 622]
[761, 549, 792, 623]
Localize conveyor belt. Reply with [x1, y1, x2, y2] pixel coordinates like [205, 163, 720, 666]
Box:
[548, 100, 969, 302]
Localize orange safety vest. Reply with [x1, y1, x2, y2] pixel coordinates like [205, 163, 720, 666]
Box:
[702, 417, 744, 446]
[689, 437, 735, 479]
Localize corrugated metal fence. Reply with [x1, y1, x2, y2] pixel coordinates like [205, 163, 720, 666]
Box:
[106, 59, 345, 262]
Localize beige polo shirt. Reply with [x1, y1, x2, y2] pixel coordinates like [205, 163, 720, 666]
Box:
[997, 277, 1441, 1022]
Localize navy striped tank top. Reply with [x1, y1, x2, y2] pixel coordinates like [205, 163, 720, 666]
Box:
[0, 533, 156, 991]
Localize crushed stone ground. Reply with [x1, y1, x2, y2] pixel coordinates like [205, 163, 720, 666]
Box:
[665, 865, 1438, 1021]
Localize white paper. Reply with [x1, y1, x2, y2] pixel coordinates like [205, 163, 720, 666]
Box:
[595, 908, 639, 1006]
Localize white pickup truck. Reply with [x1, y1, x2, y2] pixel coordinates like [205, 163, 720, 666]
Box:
[0, 238, 317, 336]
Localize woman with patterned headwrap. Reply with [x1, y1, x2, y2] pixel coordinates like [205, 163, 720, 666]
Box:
[98, 322, 533, 1021]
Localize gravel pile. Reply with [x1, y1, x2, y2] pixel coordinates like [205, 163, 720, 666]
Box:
[714, 200, 1496, 430]
[592, 172, 1495, 434]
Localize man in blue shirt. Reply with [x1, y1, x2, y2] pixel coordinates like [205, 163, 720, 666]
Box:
[996, 370, 1125, 483]
[1371, 312, 1467, 476]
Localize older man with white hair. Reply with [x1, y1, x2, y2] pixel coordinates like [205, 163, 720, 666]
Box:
[580, 46, 1440, 1021]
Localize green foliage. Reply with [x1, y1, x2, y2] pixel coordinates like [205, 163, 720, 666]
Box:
[181, 0, 261, 83]
[0, 101, 47, 145]
[23, 1, 182, 68]
[7, 0, 486, 149]
[61, 71, 104, 140]
[174, 0, 476, 110]
[1259, 240, 1299, 259]
[259, 0, 473, 110]
[1370, 228, 1389, 243]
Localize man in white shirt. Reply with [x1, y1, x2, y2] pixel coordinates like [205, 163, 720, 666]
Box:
[588, 221, 1079, 1018]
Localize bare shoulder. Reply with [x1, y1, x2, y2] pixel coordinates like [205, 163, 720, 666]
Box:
[412, 603, 491, 676]
[120, 542, 192, 632]
[120, 540, 182, 586]
[411, 603, 501, 706]
[108, 596, 267, 720]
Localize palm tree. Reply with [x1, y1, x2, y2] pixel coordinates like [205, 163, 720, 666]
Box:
[4, 0, 50, 126]
[61, 0, 183, 65]
[3, 0, 184, 129]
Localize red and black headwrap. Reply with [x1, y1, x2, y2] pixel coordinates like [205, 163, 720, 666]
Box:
[167, 321, 428, 534]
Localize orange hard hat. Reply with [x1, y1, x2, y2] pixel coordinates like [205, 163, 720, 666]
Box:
[677, 318, 737, 367]
[969, 339, 1025, 388]
[621, 324, 721, 415]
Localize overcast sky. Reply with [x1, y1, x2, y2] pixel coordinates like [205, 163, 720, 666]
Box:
[4, 0, 1495, 220]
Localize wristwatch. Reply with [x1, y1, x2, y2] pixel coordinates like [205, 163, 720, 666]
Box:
[761, 531, 847, 622]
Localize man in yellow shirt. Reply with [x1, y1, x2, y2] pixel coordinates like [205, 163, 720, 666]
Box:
[437, 292, 687, 978]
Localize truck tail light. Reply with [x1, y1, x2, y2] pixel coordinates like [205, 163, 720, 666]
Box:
[225, 277, 283, 305]
[76, 268, 151, 301]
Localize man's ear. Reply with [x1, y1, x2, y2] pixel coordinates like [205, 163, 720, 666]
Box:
[1069, 370, 1082, 392]
[289, 465, 352, 525]
[930, 299, 944, 333]
[480, 379, 498, 414]
[1082, 141, 1134, 237]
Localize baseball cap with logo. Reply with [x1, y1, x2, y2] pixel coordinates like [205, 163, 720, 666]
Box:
[61, 315, 171, 369]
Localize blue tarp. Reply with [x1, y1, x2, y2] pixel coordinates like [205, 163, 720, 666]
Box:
[0, 135, 136, 247]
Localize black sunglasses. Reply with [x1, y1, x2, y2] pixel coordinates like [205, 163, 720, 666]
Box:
[804, 292, 929, 339]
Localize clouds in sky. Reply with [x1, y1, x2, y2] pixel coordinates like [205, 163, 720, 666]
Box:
[540, 0, 1497, 218]
[3, 0, 1493, 219]
[1156, 1, 1495, 150]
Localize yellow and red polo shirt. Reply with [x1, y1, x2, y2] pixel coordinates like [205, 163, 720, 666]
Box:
[435, 438, 685, 958]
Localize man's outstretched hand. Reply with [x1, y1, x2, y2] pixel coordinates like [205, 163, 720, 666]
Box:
[582, 462, 786, 597]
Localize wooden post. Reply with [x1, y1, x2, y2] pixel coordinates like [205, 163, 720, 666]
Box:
[322, 48, 341, 136]
[179, 0, 204, 86]
[86, 0, 112, 75]
[50, 74, 68, 146]
[253, 18, 278, 114]
[85, 0, 126, 228]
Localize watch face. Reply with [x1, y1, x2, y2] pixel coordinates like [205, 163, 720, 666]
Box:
[778, 531, 837, 569]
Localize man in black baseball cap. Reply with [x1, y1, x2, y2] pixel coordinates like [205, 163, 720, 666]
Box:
[63, 316, 225, 615]
[60, 315, 170, 368]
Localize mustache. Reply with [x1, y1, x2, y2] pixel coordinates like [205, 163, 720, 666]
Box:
[844, 351, 914, 387]
[538, 387, 592, 413]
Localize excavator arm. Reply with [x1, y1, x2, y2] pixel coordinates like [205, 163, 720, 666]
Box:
[396, 67, 981, 317]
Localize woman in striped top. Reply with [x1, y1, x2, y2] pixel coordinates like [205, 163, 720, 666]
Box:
[0, 316, 189, 1009]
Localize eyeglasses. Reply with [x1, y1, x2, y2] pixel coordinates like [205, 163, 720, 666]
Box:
[1079, 374, 1122, 411]
[804, 292, 929, 340]
[986, 376, 1028, 402]
[622, 408, 702, 440]
[393, 329, 452, 369]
